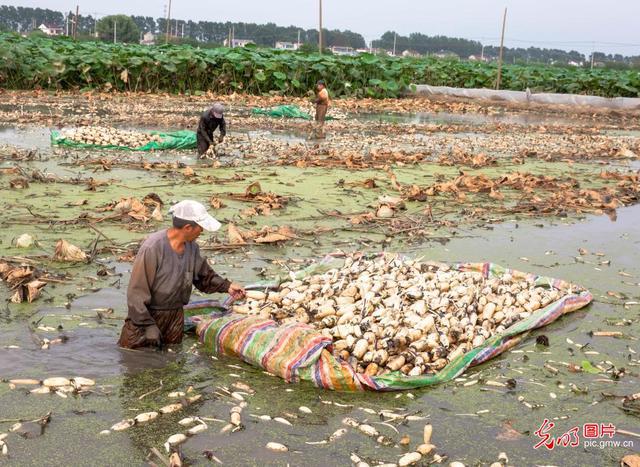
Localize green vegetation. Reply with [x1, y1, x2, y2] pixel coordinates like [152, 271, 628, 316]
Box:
[0, 33, 638, 98]
[96, 15, 140, 44]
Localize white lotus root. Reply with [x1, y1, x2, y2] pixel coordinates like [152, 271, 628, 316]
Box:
[237, 255, 570, 377]
[60, 126, 163, 148]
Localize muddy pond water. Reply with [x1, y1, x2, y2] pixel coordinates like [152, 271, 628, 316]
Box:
[0, 120, 638, 466]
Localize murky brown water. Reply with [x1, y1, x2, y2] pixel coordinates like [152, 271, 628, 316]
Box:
[0, 114, 638, 466]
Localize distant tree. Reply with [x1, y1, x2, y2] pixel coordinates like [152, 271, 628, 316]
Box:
[96, 15, 140, 43]
[298, 43, 318, 54]
[131, 15, 156, 34]
[28, 29, 47, 38]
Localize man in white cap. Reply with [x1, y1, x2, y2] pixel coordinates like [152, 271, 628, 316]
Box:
[196, 103, 226, 156]
[118, 200, 244, 349]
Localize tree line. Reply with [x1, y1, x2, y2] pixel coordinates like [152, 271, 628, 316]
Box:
[1, 5, 638, 67]
[0, 5, 366, 49]
[372, 31, 639, 66]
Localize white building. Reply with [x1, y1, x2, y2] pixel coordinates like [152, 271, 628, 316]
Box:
[402, 50, 421, 58]
[275, 41, 299, 50]
[223, 38, 254, 48]
[140, 32, 156, 45]
[38, 23, 64, 36]
[330, 46, 356, 56]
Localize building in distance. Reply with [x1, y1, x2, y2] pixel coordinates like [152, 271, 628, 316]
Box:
[38, 23, 64, 36]
[140, 32, 156, 45]
[275, 41, 300, 50]
[223, 38, 255, 48]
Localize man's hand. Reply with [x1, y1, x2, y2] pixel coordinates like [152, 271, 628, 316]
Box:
[228, 282, 246, 301]
[144, 324, 162, 347]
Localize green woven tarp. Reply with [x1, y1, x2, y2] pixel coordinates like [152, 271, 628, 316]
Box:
[50, 130, 197, 151]
[251, 104, 335, 120]
[252, 105, 312, 119]
[186, 255, 593, 391]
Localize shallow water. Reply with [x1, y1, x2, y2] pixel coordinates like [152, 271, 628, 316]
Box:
[0, 117, 638, 466]
[353, 110, 590, 127]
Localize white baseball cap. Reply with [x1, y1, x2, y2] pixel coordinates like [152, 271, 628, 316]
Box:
[169, 200, 221, 231]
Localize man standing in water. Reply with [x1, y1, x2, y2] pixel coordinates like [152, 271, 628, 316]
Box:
[118, 200, 245, 349]
[196, 103, 226, 157]
[313, 80, 330, 138]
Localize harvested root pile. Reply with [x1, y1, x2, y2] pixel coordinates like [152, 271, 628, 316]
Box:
[59, 126, 163, 147]
[235, 255, 571, 377]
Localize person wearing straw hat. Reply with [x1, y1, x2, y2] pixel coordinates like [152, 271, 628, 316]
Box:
[118, 200, 245, 349]
[197, 103, 226, 157]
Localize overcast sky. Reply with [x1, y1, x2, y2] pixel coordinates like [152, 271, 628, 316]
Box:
[4, 0, 640, 55]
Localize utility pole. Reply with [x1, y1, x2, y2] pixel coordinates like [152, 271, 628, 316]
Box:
[590, 41, 595, 70]
[113, 18, 117, 44]
[495, 7, 507, 90]
[297, 29, 301, 48]
[181, 22, 184, 38]
[165, 0, 172, 43]
[232, 25, 235, 47]
[393, 32, 397, 56]
[481, 43, 485, 61]
[65, 14, 69, 36]
[318, 0, 323, 54]
[74, 5, 79, 39]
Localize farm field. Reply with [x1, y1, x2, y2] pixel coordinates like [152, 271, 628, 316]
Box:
[0, 89, 639, 466]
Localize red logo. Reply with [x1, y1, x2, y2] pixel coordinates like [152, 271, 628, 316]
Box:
[534, 420, 616, 450]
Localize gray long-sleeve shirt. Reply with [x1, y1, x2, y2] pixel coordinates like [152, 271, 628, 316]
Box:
[127, 229, 231, 326]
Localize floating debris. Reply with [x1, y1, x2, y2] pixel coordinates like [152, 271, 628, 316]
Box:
[188, 423, 208, 435]
[164, 434, 187, 453]
[9, 379, 40, 386]
[160, 403, 183, 415]
[134, 412, 159, 424]
[111, 419, 135, 432]
[230, 407, 242, 427]
[178, 417, 196, 426]
[273, 417, 292, 426]
[43, 377, 71, 388]
[53, 239, 87, 262]
[424, 424, 433, 444]
[14, 234, 34, 248]
[265, 442, 288, 452]
[231, 382, 255, 394]
[71, 377, 95, 388]
[358, 424, 379, 437]
[231, 392, 245, 401]
[329, 428, 347, 442]
[398, 452, 422, 466]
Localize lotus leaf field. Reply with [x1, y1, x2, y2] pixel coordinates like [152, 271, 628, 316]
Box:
[0, 33, 639, 98]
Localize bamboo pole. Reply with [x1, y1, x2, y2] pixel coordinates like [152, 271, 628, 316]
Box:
[496, 7, 507, 90]
[318, 0, 323, 54]
[165, 0, 172, 44]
